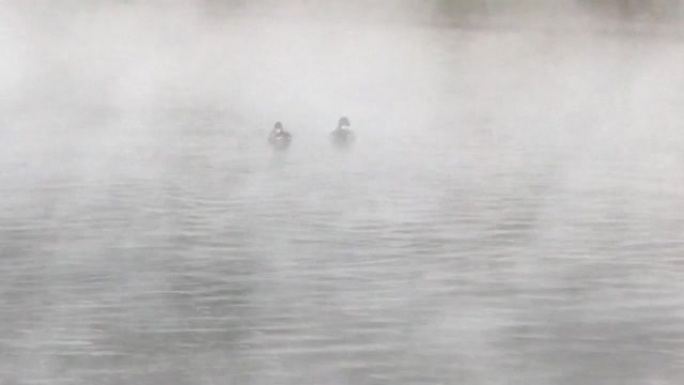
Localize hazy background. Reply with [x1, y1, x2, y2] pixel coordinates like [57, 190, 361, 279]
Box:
[1, 1, 684, 384]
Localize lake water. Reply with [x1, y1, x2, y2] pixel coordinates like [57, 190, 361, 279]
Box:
[1, 20, 684, 385]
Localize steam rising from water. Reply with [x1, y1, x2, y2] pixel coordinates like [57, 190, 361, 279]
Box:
[2, 2, 684, 384]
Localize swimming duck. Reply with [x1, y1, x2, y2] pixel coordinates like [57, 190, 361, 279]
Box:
[330, 116, 354, 149]
[268, 121, 292, 151]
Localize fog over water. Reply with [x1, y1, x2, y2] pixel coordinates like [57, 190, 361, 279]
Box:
[1, 2, 684, 384]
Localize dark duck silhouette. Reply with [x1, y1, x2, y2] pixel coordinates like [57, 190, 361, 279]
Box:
[330, 116, 354, 149]
[268, 121, 292, 151]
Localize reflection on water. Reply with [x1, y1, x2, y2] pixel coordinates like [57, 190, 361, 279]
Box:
[2, 33, 684, 385]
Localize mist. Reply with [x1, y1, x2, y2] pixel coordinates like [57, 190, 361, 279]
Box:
[2, 1, 684, 384]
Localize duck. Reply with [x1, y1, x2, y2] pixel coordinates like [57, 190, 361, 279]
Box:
[330, 116, 354, 149]
[268, 121, 292, 151]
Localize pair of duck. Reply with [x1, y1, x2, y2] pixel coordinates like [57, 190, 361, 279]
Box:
[268, 117, 355, 151]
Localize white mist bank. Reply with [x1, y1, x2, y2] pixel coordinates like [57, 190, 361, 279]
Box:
[0, 1, 683, 168]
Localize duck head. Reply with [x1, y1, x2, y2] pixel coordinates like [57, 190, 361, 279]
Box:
[338, 116, 350, 129]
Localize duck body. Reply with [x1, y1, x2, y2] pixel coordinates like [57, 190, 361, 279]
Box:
[269, 131, 292, 151]
[330, 128, 354, 149]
